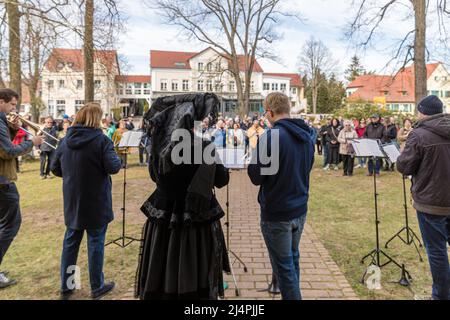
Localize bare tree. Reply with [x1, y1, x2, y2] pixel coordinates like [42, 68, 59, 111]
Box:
[347, 0, 450, 112]
[6, 0, 21, 101]
[84, 0, 94, 102]
[298, 37, 336, 115]
[152, 0, 294, 116]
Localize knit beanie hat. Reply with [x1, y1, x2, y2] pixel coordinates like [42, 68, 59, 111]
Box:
[417, 95, 444, 116]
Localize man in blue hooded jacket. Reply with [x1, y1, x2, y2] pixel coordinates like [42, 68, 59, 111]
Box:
[248, 92, 316, 300]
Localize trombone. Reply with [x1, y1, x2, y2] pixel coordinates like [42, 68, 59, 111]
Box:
[7, 113, 59, 150]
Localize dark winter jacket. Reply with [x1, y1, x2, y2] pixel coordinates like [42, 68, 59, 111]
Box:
[364, 121, 384, 140]
[319, 125, 329, 144]
[397, 114, 450, 216]
[40, 126, 59, 152]
[248, 118, 316, 222]
[326, 125, 341, 148]
[51, 125, 122, 230]
[382, 124, 397, 144]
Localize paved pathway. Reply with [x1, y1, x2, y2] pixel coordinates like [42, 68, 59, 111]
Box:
[122, 170, 358, 300]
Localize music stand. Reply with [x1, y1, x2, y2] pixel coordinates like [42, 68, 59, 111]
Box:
[351, 139, 412, 285]
[216, 148, 249, 297]
[382, 144, 424, 262]
[106, 131, 144, 248]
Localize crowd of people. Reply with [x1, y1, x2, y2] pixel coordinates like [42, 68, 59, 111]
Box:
[314, 114, 412, 177]
[0, 87, 448, 301]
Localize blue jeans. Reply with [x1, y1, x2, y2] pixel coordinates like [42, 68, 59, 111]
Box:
[358, 157, 367, 167]
[368, 159, 381, 174]
[60, 226, 108, 294]
[261, 215, 307, 300]
[417, 212, 450, 300]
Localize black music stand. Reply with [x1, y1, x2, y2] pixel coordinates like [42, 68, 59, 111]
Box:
[106, 131, 143, 248]
[382, 144, 424, 262]
[351, 139, 412, 285]
[217, 148, 249, 297]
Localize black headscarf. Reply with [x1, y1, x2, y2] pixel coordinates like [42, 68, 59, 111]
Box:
[143, 93, 220, 177]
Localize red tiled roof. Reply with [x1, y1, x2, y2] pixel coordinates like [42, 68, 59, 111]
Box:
[45, 48, 119, 73]
[347, 63, 442, 103]
[150, 49, 264, 73]
[115, 75, 151, 83]
[264, 73, 304, 87]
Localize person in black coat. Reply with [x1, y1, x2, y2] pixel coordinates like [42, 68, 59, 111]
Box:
[364, 114, 385, 176]
[382, 117, 398, 171]
[39, 117, 58, 179]
[135, 94, 230, 300]
[51, 103, 122, 300]
[326, 118, 341, 171]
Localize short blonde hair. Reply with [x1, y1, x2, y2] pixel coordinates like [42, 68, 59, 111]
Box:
[73, 102, 103, 128]
[265, 92, 291, 115]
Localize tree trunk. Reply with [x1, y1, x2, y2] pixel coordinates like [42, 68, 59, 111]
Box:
[413, 0, 427, 112]
[84, 0, 95, 102]
[6, 1, 22, 105]
[312, 78, 318, 114]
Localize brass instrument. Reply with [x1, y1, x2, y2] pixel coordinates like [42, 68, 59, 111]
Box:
[7, 113, 59, 150]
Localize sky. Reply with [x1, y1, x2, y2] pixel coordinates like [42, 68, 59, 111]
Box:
[114, 0, 446, 80]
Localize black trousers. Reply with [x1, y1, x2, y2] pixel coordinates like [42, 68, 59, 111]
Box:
[139, 146, 149, 164]
[342, 155, 355, 176]
[329, 147, 340, 165]
[0, 183, 21, 266]
[316, 140, 322, 155]
[40, 150, 54, 176]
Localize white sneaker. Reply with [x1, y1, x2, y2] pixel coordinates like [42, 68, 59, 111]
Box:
[0, 272, 17, 289]
[334, 166, 339, 171]
[354, 164, 362, 169]
[323, 165, 330, 171]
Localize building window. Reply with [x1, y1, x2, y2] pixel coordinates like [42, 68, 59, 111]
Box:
[445, 91, 450, 98]
[144, 83, 150, 89]
[251, 81, 255, 92]
[292, 87, 297, 94]
[172, 81, 179, 91]
[59, 80, 65, 89]
[182, 80, 189, 91]
[263, 83, 270, 91]
[402, 91, 407, 96]
[126, 88, 132, 95]
[144, 90, 151, 95]
[48, 100, 55, 116]
[383, 91, 389, 96]
[75, 100, 85, 112]
[161, 80, 168, 91]
[215, 63, 221, 72]
[214, 81, 221, 92]
[229, 81, 235, 92]
[135, 90, 142, 95]
[56, 100, 66, 118]
[134, 82, 142, 89]
[206, 63, 212, 72]
[280, 83, 287, 92]
[206, 80, 213, 92]
[94, 80, 101, 89]
[197, 80, 204, 91]
[431, 90, 439, 96]
[77, 80, 83, 90]
[272, 83, 278, 91]
[48, 80, 54, 90]
[198, 63, 204, 71]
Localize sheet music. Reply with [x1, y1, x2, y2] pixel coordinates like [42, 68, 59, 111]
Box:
[382, 144, 401, 163]
[118, 131, 143, 148]
[351, 139, 385, 158]
[216, 148, 246, 169]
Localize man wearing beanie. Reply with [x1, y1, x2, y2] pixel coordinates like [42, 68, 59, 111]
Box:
[397, 95, 450, 300]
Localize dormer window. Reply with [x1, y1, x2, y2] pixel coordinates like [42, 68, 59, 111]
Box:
[198, 63, 204, 71]
[402, 91, 407, 96]
[57, 62, 65, 70]
[383, 91, 389, 96]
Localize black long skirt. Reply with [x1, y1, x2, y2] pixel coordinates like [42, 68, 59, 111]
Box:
[135, 217, 229, 300]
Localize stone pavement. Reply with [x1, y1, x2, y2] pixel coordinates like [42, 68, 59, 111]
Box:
[121, 170, 358, 300]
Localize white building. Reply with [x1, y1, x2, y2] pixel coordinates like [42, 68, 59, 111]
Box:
[150, 47, 307, 115]
[115, 75, 152, 117]
[41, 48, 120, 118]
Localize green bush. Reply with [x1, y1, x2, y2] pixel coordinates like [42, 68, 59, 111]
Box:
[335, 102, 393, 120]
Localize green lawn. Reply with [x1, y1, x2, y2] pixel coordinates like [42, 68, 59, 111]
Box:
[308, 156, 434, 300]
[0, 154, 437, 300]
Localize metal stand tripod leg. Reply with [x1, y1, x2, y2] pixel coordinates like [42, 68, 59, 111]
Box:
[224, 171, 248, 297]
[106, 151, 141, 248]
[384, 176, 423, 262]
[361, 159, 412, 285]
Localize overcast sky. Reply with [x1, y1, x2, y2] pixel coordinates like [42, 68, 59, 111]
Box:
[114, 0, 447, 80]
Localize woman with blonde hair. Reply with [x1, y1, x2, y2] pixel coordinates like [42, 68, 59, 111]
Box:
[112, 119, 128, 167]
[51, 102, 122, 300]
[338, 120, 358, 176]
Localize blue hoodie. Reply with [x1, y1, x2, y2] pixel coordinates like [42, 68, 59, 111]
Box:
[51, 125, 122, 230]
[248, 118, 316, 222]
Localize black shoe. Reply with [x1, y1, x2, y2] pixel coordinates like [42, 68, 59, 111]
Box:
[60, 290, 75, 300]
[91, 282, 115, 300]
[0, 272, 17, 289]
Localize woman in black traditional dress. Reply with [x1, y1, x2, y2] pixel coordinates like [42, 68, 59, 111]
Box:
[135, 94, 230, 300]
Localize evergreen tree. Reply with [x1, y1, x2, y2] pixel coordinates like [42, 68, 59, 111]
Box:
[345, 55, 366, 82]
